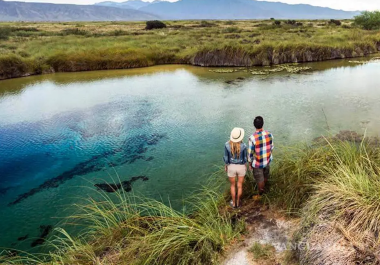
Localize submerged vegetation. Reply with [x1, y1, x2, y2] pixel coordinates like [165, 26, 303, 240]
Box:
[0, 19, 380, 79]
[2, 132, 380, 264]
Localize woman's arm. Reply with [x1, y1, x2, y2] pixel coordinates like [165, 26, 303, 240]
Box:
[223, 144, 230, 172]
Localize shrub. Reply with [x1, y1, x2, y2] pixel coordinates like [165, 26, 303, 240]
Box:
[296, 22, 303, 26]
[224, 20, 236, 25]
[354, 11, 380, 30]
[273, 20, 281, 26]
[329, 19, 342, 26]
[145, 20, 166, 30]
[0, 27, 11, 40]
[60, 28, 89, 36]
[286, 20, 297, 25]
[222, 27, 241, 33]
[0, 55, 29, 79]
[109, 29, 128, 36]
[199, 20, 215, 27]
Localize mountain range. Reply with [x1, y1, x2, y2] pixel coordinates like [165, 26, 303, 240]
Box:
[0, 0, 360, 22]
[0, 0, 158, 21]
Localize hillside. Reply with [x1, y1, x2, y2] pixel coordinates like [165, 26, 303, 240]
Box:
[0, 0, 158, 22]
[139, 0, 360, 19]
[95, 0, 162, 10]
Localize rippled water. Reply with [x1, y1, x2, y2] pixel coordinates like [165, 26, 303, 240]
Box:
[0, 58, 380, 251]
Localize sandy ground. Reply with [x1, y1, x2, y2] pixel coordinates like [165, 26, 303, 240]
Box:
[222, 200, 299, 265]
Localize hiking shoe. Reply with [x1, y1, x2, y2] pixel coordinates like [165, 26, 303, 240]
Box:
[230, 200, 236, 208]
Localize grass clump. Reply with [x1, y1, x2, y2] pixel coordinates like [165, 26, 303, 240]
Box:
[269, 133, 380, 262]
[306, 154, 380, 246]
[2, 180, 244, 265]
[60, 28, 89, 36]
[249, 243, 276, 262]
[269, 133, 380, 215]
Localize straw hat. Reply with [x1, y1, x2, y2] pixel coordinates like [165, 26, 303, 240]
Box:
[230, 127, 245, 143]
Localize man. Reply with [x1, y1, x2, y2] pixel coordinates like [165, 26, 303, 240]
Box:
[248, 116, 274, 200]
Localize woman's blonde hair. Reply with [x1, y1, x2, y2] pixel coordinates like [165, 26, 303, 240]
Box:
[229, 141, 241, 158]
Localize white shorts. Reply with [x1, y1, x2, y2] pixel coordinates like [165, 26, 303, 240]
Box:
[227, 164, 247, 178]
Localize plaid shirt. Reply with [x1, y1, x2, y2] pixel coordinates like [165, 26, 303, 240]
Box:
[248, 129, 274, 168]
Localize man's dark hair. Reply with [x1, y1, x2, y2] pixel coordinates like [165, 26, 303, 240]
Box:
[254, 116, 264, 129]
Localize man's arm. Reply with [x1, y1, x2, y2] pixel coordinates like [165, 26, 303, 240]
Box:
[270, 133, 274, 151]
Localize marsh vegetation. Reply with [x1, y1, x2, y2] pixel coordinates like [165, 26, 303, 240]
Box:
[0, 18, 379, 79]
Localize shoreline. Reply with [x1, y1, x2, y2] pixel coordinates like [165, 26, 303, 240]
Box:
[1, 45, 379, 81]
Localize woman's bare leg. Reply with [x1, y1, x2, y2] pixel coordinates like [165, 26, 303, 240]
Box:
[229, 177, 236, 207]
[237, 176, 245, 207]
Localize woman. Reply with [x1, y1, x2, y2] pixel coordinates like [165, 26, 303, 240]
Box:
[223, 127, 248, 208]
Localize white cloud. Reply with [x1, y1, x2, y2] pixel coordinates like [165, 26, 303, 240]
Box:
[4, 0, 380, 11]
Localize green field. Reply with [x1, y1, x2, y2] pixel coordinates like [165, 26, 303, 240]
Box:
[0, 19, 380, 80]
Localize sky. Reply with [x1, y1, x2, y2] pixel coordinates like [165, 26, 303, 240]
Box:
[4, 0, 380, 11]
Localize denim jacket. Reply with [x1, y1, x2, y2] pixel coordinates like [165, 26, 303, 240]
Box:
[223, 142, 248, 165]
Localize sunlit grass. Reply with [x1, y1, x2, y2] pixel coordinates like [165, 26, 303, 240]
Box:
[0, 20, 379, 79]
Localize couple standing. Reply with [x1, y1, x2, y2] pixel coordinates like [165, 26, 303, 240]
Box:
[223, 116, 274, 208]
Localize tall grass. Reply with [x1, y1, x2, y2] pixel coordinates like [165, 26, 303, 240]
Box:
[269, 137, 380, 215]
[0, 175, 244, 265]
[304, 142, 380, 249]
[268, 136, 380, 262]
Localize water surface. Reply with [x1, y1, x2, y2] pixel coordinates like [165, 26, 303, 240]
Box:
[0, 58, 380, 251]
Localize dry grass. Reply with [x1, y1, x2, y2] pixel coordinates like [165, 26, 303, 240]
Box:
[0, 20, 379, 79]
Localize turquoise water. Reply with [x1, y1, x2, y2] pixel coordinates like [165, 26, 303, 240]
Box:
[0, 59, 380, 252]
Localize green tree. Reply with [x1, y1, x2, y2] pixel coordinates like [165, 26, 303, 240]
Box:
[354, 11, 380, 30]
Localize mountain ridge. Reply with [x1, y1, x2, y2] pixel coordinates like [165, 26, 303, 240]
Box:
[0, 0, 159, 21]
[139, 0, 360, 19]
[0, 0, 361, 22]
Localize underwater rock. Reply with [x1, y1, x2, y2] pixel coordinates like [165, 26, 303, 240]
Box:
[31, 225, 52, 247]
[17, 234, 28, 241]
[95, 176, 149, 193]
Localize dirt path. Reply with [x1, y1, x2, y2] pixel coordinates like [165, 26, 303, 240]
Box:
[222, 200, 299, 265]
